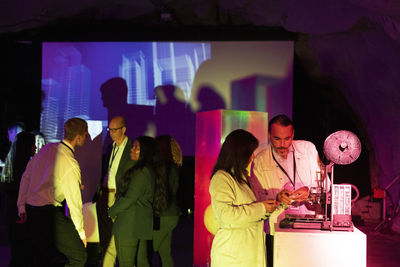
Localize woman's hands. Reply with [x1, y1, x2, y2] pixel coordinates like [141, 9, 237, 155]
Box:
[262, 199, 280, 213]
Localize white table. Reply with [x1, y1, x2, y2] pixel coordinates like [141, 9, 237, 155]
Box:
[273, 226, 366, 267]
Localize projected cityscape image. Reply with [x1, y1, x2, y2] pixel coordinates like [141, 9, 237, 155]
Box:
[41, 42, 211, 142]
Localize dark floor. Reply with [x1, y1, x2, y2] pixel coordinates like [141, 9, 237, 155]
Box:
[359, 222, 400, 267]
[0, 215, 194, 267]
[1, 217, 399, 267]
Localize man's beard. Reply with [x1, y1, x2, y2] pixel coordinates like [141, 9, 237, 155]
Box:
[276, 147, 289, 157]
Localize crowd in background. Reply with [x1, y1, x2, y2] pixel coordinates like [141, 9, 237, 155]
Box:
[0, 118, 183, 267]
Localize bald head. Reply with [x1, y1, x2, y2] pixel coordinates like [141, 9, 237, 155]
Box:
[110, 116, 126, 128]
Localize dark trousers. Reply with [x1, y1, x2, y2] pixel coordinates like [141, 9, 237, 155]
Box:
[27, 204, 57, 267]
[27, 204, 87, 267]
[8, 218, 32, 267]
[115, 235, 149, 267]
[266, 234, 274, 267]
[54, 207, 87, 267]
[152, 215, 179, 267]
[96, 189, 113, 252]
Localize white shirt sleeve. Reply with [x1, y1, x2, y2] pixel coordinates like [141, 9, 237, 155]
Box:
[61, 165, 86, 240]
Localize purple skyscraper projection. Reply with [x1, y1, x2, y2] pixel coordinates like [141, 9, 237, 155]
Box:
[41, 45, 90, 142]
[41, 41, 211, 143]
[194, 109, 269, 266]
[41, 41, 292, 156]
[40, 79, 62, 142]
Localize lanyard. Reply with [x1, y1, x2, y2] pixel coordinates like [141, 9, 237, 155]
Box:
[271, 148, 296, 187]
[109, 144, 119, 169]
[60, 141, 74, 154]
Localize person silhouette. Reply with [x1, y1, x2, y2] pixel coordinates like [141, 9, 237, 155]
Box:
[196, 86, 226, 112]
[100, 77, 154, 147]
[154, 85, 195, 156]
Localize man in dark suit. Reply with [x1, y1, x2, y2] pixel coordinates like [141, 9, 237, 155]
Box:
[96, 116, 135, 266]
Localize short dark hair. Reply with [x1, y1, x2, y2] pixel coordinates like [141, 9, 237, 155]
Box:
[268, 114, 293, 133]
[211, 129, 259, 184]
[64, 118, 87, 141]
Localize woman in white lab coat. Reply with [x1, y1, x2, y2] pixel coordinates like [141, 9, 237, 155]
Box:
[209, 129, 279, 267]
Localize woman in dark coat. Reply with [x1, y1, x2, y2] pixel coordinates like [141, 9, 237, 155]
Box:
[108, 136, 165, 267]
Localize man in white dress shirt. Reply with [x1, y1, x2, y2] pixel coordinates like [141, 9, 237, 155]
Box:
[17, 117, 88, 267]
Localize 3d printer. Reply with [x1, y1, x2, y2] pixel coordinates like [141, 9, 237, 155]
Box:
[280, 130, 362, 231]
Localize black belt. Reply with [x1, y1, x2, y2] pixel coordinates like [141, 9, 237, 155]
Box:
[26, 204, 63, 211]
[26, 204, 53, 209]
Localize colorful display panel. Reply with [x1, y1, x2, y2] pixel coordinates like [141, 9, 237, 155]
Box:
[194, 109, 269, 266]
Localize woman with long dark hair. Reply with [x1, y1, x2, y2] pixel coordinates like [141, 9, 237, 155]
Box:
[108, 136, 164, 267]
[153, 135, 182, 267]
[209, 129, 279, 267]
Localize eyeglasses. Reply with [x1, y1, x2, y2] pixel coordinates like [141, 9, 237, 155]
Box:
[107, 127, 123, 132]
